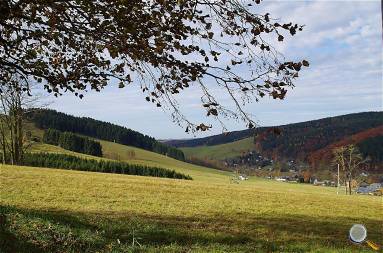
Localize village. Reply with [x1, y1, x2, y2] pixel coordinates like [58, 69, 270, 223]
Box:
[228, 151, 383, 196]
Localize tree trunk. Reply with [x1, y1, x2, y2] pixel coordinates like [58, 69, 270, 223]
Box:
[1, 131, 6, 164]
[344, 180, 348, 195]
[15, 103, 23, 165]
[9, 93, 23, 165]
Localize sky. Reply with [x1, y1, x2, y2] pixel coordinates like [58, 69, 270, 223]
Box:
[45, 0, 382, 140]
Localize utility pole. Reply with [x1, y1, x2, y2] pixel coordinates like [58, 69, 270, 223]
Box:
[337, 163, 340, 195]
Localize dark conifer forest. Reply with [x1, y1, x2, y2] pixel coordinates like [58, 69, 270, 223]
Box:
[167, 112, 383, 149]
[23, 153, 192, 180]
[253, 112, 383, 161]
[43, 129, 103, 157]
[27, 109, 185, 161]
[358, 136, 383, 163]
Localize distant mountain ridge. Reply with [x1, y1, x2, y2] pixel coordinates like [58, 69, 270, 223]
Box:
[166, 112, 383, 148]
[165, 128, 255, 148]
[167, 112, 383, 170]
[253, 112, 383, 166]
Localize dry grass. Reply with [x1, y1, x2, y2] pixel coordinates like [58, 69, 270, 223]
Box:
[1, 164, 381, 252]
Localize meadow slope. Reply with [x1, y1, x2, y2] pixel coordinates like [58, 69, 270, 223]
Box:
[181, 137, 255, 161]
[30, 140, 230, 182]
[1, 165, 382, 253]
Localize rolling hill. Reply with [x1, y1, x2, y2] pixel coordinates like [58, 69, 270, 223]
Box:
[26, 109, 185, 161]
[171, 112, 383, 171]
[27, 121, 230, 182]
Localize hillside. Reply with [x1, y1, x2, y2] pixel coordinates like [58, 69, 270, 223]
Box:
[253, 112, 383, 163]
[26, 109, 185, 161]
[165, 128, 254, 148]
[30, 136, 229, 182]
[176, 112, 383, 170]
[308, 126, 383, 170]
[181, 137, 254, 161]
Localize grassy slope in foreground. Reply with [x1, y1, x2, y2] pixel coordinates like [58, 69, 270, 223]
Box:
[1, 165, 381, 253]
[181, 137, 254, 161]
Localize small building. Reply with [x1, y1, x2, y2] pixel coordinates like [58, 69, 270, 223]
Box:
[313, 179, 326, 186]
[356, 183, 383, 195]
[359, 182, 369, 188]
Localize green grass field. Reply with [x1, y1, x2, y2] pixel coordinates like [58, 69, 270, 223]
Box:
[1, 164, 381, 252]
[181, 137, 255, 161]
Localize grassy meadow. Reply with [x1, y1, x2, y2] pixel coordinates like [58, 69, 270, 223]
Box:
[181, 137, 255, 161]
[30, 140, 229, 182]
[1, 163, 382, 253]
[1, 125, 381, 252]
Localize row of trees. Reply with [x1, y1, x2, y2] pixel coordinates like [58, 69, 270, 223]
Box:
[43, 129, 102, 157]
[24, 153, 192, 180]
[28, 109, 185, 161]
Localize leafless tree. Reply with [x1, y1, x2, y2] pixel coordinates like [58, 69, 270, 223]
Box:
[333, 145, 364, 195]
[0, 79, 48, 165]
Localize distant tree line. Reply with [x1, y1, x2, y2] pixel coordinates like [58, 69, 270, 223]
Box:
[24, 153, 192, 180]
[43, 129, 102, 157]
[167, 112, 383, 148]
[27, 109, 185, 161]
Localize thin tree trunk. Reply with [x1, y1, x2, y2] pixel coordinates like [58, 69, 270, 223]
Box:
[16, 97, 23, 164]
[1, 131, 6, 164]
[345, 181, 348, 195]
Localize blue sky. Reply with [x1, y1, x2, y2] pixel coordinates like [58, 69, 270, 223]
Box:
[46, 0, 382, 139]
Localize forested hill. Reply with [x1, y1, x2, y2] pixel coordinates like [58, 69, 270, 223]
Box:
[27, 109, 185, 161]
[254, 112, 383, 162]
[166, 112, 383, 149]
